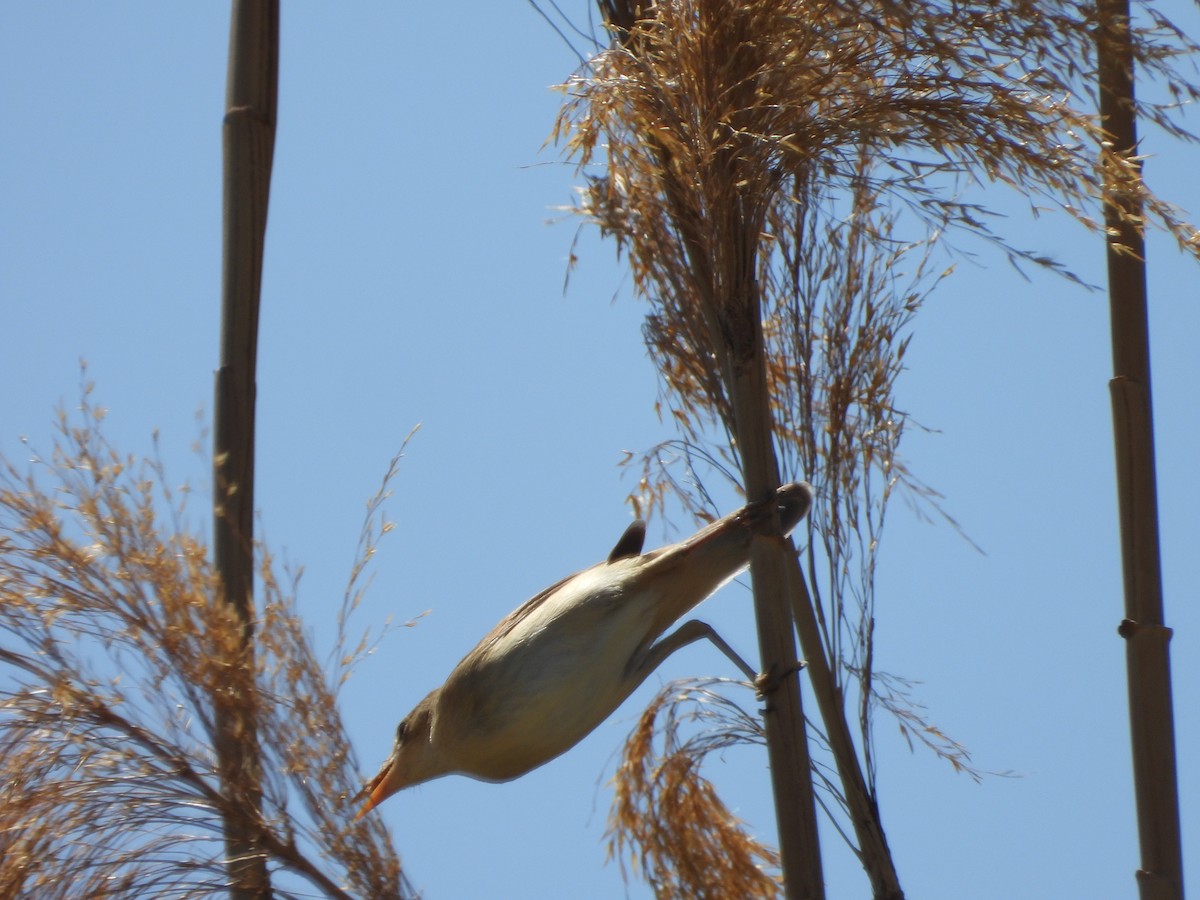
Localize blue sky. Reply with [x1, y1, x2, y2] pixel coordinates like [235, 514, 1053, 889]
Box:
[3, 4, 1197, 897]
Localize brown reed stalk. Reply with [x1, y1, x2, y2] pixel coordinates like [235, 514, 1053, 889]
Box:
[214, 2, 279, 894]
[1096, 1, 1184, 895]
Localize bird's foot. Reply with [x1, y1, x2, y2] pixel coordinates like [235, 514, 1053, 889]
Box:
[754, 660, 806, 697]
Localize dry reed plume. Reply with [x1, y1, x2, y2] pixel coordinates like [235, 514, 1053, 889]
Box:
[0, 384, 416, 898]
[608, 678, 782, 899]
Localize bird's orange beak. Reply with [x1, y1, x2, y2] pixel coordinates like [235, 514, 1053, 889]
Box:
[354, 757, 401, 821]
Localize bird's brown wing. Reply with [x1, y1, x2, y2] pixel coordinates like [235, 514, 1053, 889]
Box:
[470, 518, 649, 655]
[469, 569, 587, 655]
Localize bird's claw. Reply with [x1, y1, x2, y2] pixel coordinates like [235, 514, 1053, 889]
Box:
[754, 660, 806, 697]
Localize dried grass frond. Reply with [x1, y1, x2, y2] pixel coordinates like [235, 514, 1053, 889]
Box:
[555, 0, 1200, 492]
[607, 677, 782, 899]
[0, 386, 416, 898]
[556, 0, 1199, 464]
[561, 0, 1199, 262]
[857, 670, 1014, 783]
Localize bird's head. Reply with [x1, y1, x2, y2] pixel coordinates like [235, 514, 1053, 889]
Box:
[355, 692, 437, 819]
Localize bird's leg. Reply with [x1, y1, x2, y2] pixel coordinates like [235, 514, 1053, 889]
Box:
[629, 619, 758, 684]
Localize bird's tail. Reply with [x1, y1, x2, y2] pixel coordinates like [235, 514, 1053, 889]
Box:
[774, 481, 814, 536]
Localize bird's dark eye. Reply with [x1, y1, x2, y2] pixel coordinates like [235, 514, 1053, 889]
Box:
[395, 721, 408, 743]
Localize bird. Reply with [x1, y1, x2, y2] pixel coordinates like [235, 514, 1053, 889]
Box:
[356, 481, 813, 818]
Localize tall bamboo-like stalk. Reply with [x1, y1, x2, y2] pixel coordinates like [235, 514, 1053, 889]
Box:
[1095, 2, 1184, 896]
[723, 234, 828, 900]
[215, 2, 278, 895]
